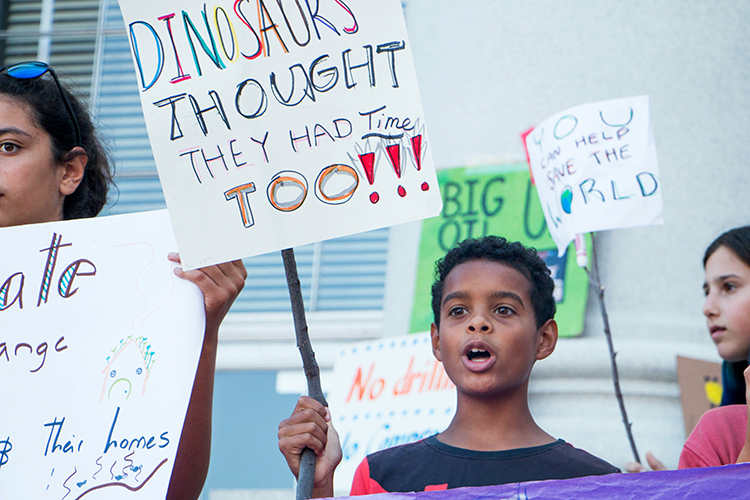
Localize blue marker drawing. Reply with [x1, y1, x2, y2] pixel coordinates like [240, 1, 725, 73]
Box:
[46, 468, 55, 491]
[561, 187, 573, 214]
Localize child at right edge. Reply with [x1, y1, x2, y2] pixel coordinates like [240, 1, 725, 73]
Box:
[278, 236, 619, 496]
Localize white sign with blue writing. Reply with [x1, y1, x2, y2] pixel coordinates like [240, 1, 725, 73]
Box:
[525, 96, 663, 254]
[0, 210, 204, 498]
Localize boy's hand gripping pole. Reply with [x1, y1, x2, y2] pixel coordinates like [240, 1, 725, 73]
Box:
[282, 248, 327, 500]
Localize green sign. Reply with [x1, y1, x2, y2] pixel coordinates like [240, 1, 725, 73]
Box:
[410, 164, 589, 338]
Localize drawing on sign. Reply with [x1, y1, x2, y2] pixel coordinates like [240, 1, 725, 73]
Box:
[53, 455, 168, 499]
[347, 119, 429, 204]
[704, 376, 722, 407]
[111, 241, 180, 331]
[101, 336, 156, 402]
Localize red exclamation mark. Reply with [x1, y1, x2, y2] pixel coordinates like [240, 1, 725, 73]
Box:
[410, 135, 422, 171]
[358, 152, 379, 204]
[411, 134, 429, 192]
[386, 144, 402, 178]
[386, 144, 406, 197]
[359, 152, 376, 184]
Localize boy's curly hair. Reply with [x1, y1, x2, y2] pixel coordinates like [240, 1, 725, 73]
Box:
[431, 236, 556, 329]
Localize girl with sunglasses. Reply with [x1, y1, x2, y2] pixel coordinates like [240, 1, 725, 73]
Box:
[0, 62, 247, 499]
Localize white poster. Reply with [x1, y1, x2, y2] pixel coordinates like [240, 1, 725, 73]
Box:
[525, 96, 663, 254]
[0, 210, 204, 499]
[328, 333, 456, 495]
[117, 0, 442, 270]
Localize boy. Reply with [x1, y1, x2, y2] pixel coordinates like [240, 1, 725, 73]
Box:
[278, 236, 619, 496]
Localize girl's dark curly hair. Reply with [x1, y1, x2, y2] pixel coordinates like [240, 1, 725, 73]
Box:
[0, 69, 113, 219]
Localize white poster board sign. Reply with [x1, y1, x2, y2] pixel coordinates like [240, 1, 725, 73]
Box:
[525, 96, 663, 254]
[0, 210, 204, 499]
[117, 0, 442, 270]
[327, 333, 456, 495]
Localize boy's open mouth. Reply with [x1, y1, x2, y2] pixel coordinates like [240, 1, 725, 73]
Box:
[467, 348, 490, 361]
[461, 342, 496, 372]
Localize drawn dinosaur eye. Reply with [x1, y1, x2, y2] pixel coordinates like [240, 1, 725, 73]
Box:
[110, 370, 116, 378]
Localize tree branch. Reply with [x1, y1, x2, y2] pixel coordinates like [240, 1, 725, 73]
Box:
[585, 235, 640, 464]
[282, 248, 327, 500]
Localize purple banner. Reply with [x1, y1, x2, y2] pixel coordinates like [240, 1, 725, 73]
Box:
[331, 463, 750, 499]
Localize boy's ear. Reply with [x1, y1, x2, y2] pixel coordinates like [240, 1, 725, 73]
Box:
[430, 323, 443, 362]
[59, 147, 87, 196]
[535, 319, 558, 361]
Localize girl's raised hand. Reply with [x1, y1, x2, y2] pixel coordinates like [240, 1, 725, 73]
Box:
[168, 252, 247, 335]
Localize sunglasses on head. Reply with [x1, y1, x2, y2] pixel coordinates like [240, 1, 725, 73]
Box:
[0, 61, 82, 147]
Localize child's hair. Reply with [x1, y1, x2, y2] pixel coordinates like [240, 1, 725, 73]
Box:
[703, 226, 750, 268]
[0, 70, 113, 219]
[431, 236, 556, 329]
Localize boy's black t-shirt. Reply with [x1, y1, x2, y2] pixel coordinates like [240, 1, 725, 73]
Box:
[349, 435, 620, 495]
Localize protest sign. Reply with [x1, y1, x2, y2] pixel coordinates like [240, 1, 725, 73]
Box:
[327, 333, 456, 495]
[327, 462, 750, 499]
[525, 96, 662, 254]
[410, 164, 590, 338]
[677, 356, 723, 435]
[0, 210, 204, 499]
[117, 0, 442, 270]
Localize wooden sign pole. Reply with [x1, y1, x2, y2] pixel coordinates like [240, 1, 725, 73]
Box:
[584, 235, 641, 464]
[282, 248, 327, 500]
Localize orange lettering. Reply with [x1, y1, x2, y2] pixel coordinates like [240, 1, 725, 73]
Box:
[345, 363, 374, 402]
